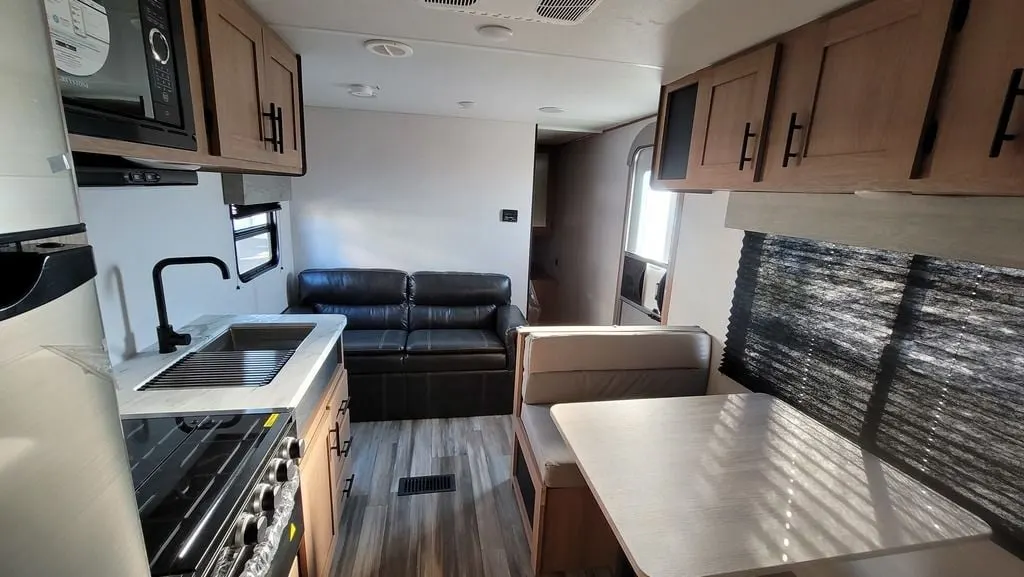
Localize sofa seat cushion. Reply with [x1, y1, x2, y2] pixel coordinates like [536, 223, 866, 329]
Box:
[520, 404, 585, 488]
[406, 329, 505, 354]
[344, 330, 409, 355]
[404, 353, 507, 373]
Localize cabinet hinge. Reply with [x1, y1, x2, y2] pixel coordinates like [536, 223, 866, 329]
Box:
[921, 118, 939, 158]
[951, 0, 971, 33]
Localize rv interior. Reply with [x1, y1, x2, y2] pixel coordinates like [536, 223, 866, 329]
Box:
[3, 0, 1024, 576]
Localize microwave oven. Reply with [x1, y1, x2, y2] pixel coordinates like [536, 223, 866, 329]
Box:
[45, 0, 197, 151]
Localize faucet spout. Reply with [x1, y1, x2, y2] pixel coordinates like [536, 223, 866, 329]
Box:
[152, 256, 232, 354]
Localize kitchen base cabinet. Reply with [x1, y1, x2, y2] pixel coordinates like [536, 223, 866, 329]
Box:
[299, 366, 353, 577]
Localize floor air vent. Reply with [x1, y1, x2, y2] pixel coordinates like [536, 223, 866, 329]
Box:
[397, 474, 456, 496]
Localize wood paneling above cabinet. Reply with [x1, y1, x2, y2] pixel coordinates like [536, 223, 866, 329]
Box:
[655, 0, 1023, 196]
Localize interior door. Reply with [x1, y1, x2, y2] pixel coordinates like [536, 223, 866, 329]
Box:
[686, 43, 779, 188]
[763, 0, 956, 190]
[201, 0, 276, 164]
[924, 0, 1024, 194]
[263, 28, 304, 169]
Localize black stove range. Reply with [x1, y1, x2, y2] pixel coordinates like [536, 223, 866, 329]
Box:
[122, 411, 305, 577]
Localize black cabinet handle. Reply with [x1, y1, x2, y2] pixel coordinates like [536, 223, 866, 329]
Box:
[275, 104, 285, 154]
[342, 474, 355, 497]
[990, 68, 1023, 158]
[328, 423, 341, 457]
[782, 112, 804, 167]
[341, 436, 353, 458]
[337, 397, 350, 418]
[262, 102, 280, 152]
[739, 122, 756, 171]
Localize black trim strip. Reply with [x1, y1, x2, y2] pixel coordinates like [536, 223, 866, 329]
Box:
[231, 202, 282, 220]
[0, 224, 86, 246]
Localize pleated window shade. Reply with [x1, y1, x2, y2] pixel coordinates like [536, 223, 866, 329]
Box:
[723, 232, 1024, 556]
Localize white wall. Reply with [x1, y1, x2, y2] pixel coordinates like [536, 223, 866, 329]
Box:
[290, 108, 534, 311]
[78, 172, 294, 364]
[546, 120, 653, 324]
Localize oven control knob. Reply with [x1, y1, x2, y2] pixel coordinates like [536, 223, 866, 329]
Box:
[251, 483, 276, 513]
[234, 513, 268, 547]
[280, 437, 305, 460]
[268, 458, 298, 483]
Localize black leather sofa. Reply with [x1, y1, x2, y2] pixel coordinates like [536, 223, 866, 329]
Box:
[287, 269, 528, 421]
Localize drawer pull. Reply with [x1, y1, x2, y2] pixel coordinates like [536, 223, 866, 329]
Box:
[328, 423, 341, 457]
[342, 475, 355, 497]
[990, 68, 1024, 158]
[338, 397, 350, 417]
[341, 436, 353, 458]
[739, 122, 756, 171]
[782, 112, 804, 167]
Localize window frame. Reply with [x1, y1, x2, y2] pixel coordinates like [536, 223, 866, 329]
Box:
[230, 203, 281, 283]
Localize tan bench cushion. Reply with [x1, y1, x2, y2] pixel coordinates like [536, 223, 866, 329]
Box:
[521, 328, 711, 405]
[520, 403, 585, 488]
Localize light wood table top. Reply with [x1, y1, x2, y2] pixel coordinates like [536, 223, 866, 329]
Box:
[550, 394, 990, 577]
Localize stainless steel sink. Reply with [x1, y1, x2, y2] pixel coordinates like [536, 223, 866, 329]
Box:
[196, 323, 315, 353]
[139, 324, 315, 390]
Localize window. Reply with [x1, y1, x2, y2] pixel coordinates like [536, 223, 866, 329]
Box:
[723, 232, 1024, 557]
[230, 203, 280, 282]
[626, 147, 678, 265]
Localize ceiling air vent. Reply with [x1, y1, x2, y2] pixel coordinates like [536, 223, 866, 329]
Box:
[536, 0, 598, 22]
[420, 0, 603, 25]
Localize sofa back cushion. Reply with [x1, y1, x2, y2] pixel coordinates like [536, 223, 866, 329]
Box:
[298, 269, 409, 330]
[408, 272, 511, 330]
[521, 328, 712, 404]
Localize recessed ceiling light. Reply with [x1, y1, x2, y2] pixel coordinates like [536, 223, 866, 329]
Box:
[458, 101, 476, 109]
[364, 39, 413, 58]
[477, 24, 513, 42]
[347, 84, 380, 98]
[539, 106, 565, 114]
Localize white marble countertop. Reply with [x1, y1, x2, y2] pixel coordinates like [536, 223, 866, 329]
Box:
[114, 314, 346, 418]
[551, 394, 991, 577]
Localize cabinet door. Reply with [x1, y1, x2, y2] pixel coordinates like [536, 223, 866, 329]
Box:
[924, 0, 1024, 194]
[263, 28, 304, 169]
[652, 73, 700, 190]
[763, 0, 956, 189]
[686, 43, 779, 188]
[201, 0, 276, 164]
[332, 452, 354, 531]
[299, 419, 335, 577]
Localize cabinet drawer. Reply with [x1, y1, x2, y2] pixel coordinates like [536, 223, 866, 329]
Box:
[328, 413, 352, 490]
[332, 454, 355, 532]
[329, 367, 350, 423]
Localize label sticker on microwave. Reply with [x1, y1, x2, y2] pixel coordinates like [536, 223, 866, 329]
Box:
[44, 0, 110, 77]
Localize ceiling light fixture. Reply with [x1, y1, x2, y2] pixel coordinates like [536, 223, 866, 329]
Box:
[476, 24, 514, 42]
[539, 106, 565, 114]
[364, 39, 414, 58]
[347, 84, 380, 98]
[458, 101, 476, 109]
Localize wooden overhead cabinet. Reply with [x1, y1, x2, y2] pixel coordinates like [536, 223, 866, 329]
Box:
[686, 44, 780, 188]
[760, 0, 958, 191]
[199, 0, 305, 170]
[653, 44, 778, 191]
[923, 0, 1024, 194]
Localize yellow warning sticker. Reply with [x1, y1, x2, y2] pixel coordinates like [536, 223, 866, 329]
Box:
[289, 523, 297, 542]
[263, 413, 280, 428]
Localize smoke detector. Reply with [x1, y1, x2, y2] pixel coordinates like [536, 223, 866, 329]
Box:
[421, 0, 604, 25]
[347, 84, 380, 98]
[364, 39, 414, 58]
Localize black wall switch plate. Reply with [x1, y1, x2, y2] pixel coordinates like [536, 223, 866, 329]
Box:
[501, 209, 518, 223]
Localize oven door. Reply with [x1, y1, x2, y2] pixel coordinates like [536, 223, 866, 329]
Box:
[44, 0, 196, 150]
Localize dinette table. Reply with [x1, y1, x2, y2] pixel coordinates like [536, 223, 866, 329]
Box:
[549, 393, 991, 577]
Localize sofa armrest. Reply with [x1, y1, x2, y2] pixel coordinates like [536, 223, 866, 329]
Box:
[284, 305, 315, 315]
[496, 304, 528, 366]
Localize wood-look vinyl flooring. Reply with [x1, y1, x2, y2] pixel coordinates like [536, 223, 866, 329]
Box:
[330, 416, 614, 577]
